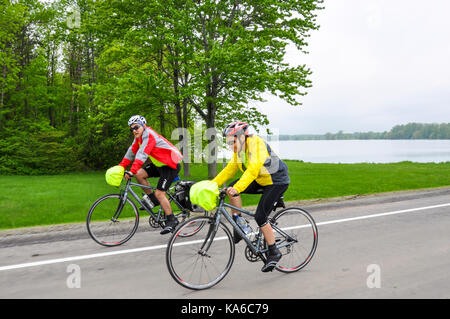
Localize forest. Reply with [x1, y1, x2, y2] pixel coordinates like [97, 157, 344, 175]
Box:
[278, 123, 450, 140]
[0, 0, 322, 175]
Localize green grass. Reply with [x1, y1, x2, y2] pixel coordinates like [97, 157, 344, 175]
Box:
[0, 161, 449, 230]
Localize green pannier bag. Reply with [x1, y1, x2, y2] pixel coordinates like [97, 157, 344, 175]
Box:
[189, 180, 219, 211]
[105, 165, 125, 186]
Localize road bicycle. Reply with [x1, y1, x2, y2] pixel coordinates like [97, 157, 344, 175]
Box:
[86, 172, 208, 247]
[166, 188, 318, 290]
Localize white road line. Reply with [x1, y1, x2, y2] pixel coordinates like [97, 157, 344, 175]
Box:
[0, 202, 449, 272]
[0, 244, 167, 271]
[285, 202, 450, 230]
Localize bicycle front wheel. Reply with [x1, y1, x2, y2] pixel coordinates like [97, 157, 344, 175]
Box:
[86, 194, 139, 247]
[166, 216, 235, 290]
[270, 207, 318, 273]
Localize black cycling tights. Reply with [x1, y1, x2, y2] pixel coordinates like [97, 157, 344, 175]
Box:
[229, 180, 289, 227]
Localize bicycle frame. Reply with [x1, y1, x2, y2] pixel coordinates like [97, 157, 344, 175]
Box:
[117, 178, 185, 224]
[201, 192, 297, 259]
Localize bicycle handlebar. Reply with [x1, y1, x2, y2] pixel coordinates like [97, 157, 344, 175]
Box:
[124, 171, 134, 177]
[219, 188, 240, 198]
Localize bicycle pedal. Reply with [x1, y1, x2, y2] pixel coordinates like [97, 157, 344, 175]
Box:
[261, 262, 277, 273]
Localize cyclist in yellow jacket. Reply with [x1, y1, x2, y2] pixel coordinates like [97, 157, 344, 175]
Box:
[213, 121, 290, 272]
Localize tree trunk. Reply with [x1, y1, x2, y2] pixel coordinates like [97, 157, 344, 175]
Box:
[181, 97, 190, 177]
[206, 101, 217, 179]
[0, 64, 5, 129]
[159, 107, 165, 137]
[206, 73, 219, 179]
[172, 59, 191, 177]
[69, 44, 82, 136]
[47, 42, 56, 127]
[175, 98, 191, 177]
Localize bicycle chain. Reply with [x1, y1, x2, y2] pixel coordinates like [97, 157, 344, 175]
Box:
[148, 216, 161, 228]
[244, 240, 265, 262]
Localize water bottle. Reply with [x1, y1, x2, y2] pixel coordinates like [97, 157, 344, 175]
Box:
[234, 214, 252, 236]
[142, 193, 155, 209]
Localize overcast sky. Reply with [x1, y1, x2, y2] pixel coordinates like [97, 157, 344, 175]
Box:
[255, 0, 450, 135]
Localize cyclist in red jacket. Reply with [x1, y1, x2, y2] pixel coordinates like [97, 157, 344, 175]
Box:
[119, 115, 183, 234]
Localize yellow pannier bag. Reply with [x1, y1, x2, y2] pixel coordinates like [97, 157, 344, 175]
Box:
[189, 180, 219, 211]
[105, 165, 125, 186]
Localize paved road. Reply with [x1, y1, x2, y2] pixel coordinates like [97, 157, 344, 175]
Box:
[0, 187, 449, 299]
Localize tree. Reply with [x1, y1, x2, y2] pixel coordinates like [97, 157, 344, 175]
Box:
[90, 0, 202, 175]
[0, 1, 27, 129]
[0, 0, 325, 175]
[161, 0, 323, 177]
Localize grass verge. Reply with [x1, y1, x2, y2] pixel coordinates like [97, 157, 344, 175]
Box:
[0, 161, 449, 230]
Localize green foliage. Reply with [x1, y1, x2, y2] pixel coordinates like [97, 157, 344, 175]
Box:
[0, 0, 323, 175]
[0, 0, 26, 126]
[278, 123, 450, 140]
[0, 121, 84, 175]
[387, 123, 450, 139]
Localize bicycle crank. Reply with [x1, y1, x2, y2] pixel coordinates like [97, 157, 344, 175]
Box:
[245, 240, 262, 262]
[148, 217, 161, 229]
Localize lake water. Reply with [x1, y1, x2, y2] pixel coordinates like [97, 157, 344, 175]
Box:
[268, 140, 450, 163]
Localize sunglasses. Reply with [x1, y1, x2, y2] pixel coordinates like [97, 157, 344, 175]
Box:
[130, 125, 141, 132]
[226, 139, 237, 146]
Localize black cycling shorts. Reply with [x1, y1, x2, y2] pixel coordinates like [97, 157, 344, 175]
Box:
[143, 162, 181, 191]
[229, 179, 289, 227]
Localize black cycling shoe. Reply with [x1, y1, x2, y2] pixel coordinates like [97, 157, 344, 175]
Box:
[261, 249, 282, 272]
[160, 218, 179, 235]
[233, 228, 243, 244]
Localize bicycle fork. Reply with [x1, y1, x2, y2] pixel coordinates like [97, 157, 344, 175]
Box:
[197, 223, 215, 258]
[112, 190, 128, 222]
[197, 213, 223, 258]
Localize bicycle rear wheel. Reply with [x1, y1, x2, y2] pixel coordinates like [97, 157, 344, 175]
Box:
[166, 216, 235, 290]
[270, 207, 318, 273]
[86, 194, 139, 247]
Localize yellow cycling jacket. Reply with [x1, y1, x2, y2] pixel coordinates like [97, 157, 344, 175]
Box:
[213, 135, 290, 193]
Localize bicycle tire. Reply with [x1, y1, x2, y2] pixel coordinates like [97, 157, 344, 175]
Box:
[270, 207, 318, 273]
[86, 193, 139, 247]
[166, 216, 235, 290]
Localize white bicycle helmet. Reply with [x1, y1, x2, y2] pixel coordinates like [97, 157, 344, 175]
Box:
[128, 115, 147, 127]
